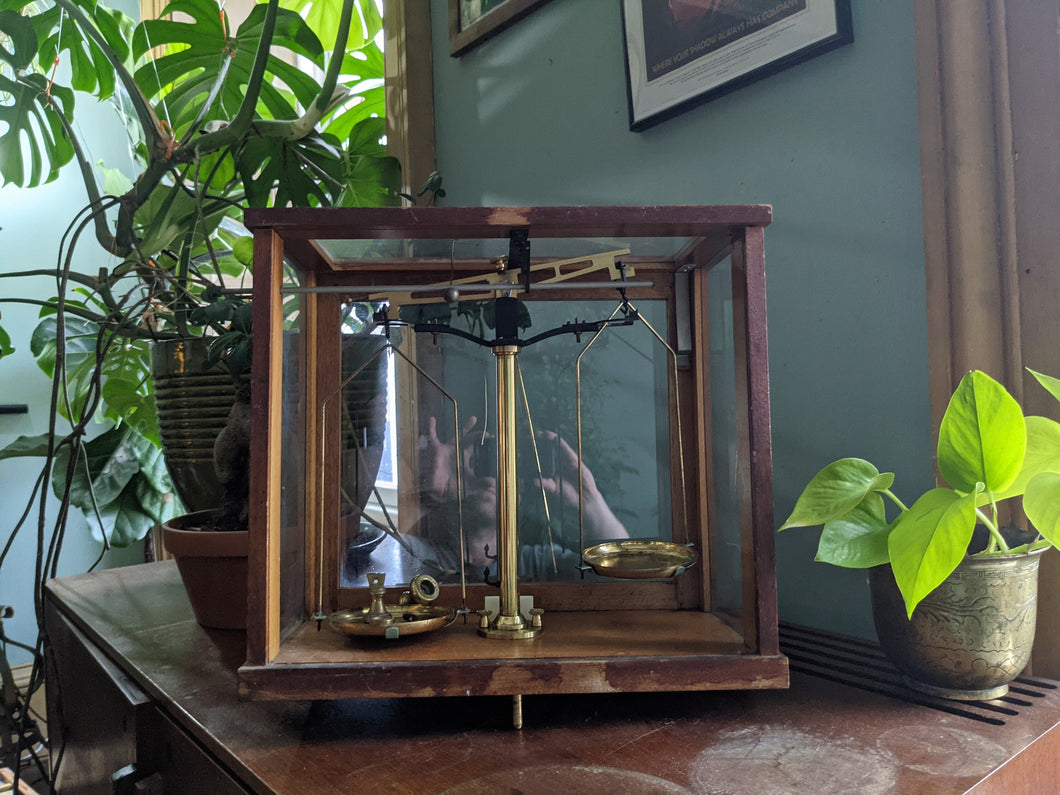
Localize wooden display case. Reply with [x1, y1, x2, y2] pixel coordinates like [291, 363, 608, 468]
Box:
[238, 205, 786, 701]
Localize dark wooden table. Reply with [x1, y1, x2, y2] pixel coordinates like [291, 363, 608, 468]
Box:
[44, 562, 1060, 794]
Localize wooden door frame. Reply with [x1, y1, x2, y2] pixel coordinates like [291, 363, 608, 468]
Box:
[915, 0, 1060, 674]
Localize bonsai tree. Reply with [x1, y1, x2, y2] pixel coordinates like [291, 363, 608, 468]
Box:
[778, 369, 1060, 617]
[0, 0, 402, 548]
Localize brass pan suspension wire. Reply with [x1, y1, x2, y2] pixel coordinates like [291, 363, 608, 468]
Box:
[314, 327, 469, 626]
[574, 300, 689, 572]
[515, 360, 559, 573]
[574, 304, 625, 566]
[630, 302, 689, 545]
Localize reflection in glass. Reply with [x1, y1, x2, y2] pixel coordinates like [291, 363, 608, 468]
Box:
[336, 297, 675, 588]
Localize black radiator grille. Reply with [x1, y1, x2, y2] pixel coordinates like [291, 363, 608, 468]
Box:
[779, 622, 1058, 726]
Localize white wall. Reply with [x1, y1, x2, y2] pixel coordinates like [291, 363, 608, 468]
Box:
[429, 0, 933, 638]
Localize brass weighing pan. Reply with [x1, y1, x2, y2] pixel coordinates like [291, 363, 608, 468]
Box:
[328, 604, 457, 638]
[582, 540, 697, 579]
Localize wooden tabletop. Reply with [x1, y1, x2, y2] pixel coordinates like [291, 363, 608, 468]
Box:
[45, 562, 1060, 794]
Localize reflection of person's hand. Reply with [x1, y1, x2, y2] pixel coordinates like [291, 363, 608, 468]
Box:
[533, 431, 628, 540]
[425, 415, 473, 502]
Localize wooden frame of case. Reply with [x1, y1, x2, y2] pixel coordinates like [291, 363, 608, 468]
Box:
[238, 205, 786, 701]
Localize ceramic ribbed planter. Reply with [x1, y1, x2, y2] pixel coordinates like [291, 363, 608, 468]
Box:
[152, 338, 237, 512]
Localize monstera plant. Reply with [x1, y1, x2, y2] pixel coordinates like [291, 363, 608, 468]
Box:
[0, 0, 402, 551]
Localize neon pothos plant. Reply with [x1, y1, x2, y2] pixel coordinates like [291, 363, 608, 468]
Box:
[779, 369, 1060, 617]
[0, 0, 400, 548]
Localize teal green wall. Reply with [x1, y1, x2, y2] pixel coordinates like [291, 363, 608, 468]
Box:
[429, 0, 933, 638]
[0, 12, 144, 663]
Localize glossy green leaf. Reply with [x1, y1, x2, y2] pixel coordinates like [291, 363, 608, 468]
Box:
[102, 376, 159, 446]
[0, 72, 75, 187]
[994, 415, 1060, 500]
[1029, 369, 1060, 406]
[53, 425, 174, 546]
[34, 1, 134, 100]
[54, 426, 140, 508]
[133, 0, 324, 132]
[232, 236, 254, 267]
[97, 159, 134, 196]
[1024, 471, 1060, 549]
[338, 153, 400, 207]
[323, 45, 385, 140]
[0, 9, 36, 70]
[282, 0, 380, 53]
[0, 434, 51, 459]
[95, 483, 154, 546]
[238, 132, 341, 207]
[938, 370, 1025, 494]
[0, 324, 13, 358]
[31, 316, 101, 422]
[778, 458, 893, 531]
[134, 180, 231, 257]
[888, 488, 976, 617]
[814, 492, 891, 568]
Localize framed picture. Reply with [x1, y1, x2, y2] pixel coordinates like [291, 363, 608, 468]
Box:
[623, 0, 853, 131]
[449, 0, 555, 57]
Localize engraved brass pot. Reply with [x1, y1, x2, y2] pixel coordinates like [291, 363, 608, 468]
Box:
[870, 528, 1045, 700]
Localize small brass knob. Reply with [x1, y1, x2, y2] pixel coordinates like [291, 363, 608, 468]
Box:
[476, 609, 491, 630]
[529, 607, 544, 629]
[410, 574, 440, 605]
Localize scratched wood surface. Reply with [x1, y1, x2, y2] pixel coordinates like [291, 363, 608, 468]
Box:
[46, 563, 1060, 795]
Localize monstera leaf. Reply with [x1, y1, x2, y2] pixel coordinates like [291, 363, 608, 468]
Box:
[282, 0, 381, 53]
[132, 0, 326, 135]
[33, 0, 136, 99]
[0, 68, 75, 187]
[238, 131, 339, 207]
[323, 45, 386, 142]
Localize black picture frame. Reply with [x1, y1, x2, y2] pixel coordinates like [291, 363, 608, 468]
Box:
[623, 0, 853, 131]
[449, 0, 554, 57]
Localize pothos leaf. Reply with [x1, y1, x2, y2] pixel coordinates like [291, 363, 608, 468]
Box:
[778, 458, 893, 531]
[1029, 369, 1060, 407]
[938, 370, 1025, 495]
[815, 492, 891, 568]
[1024, 471, 1060, 549]
[888, 488, 976, 617]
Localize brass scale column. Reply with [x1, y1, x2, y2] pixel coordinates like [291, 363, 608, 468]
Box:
[481, 339, 538, 638]
[449, 294, 632, 639]
[408, 234, 639, 640]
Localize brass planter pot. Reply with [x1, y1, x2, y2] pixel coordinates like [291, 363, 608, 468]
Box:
[870, 534, 1045, 700]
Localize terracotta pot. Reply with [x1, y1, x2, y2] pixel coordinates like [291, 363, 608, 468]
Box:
[161, 511, 249, 630]
[870, 528, 1045, 700]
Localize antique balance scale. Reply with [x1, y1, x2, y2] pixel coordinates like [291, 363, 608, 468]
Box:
[238, 206, 786, 715]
